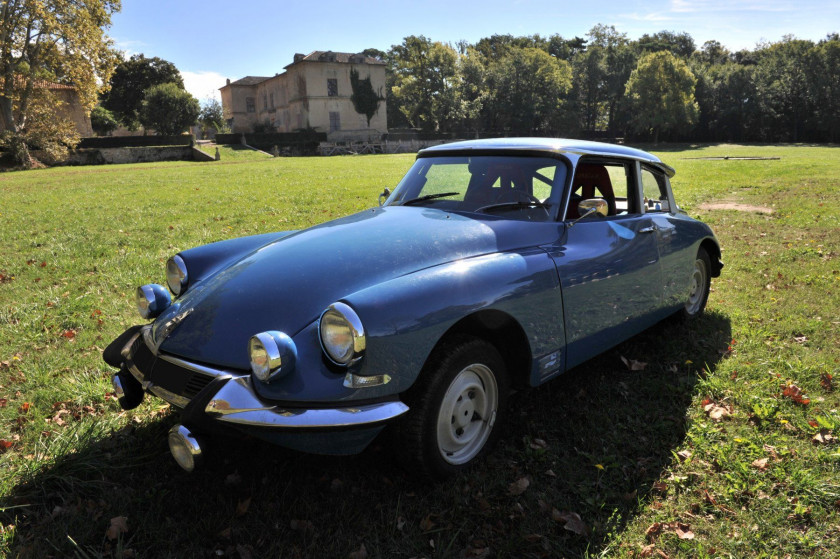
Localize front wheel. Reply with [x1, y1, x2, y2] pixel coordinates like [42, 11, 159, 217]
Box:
[395, 337, 508, 480]
[682, 247, 711, 319]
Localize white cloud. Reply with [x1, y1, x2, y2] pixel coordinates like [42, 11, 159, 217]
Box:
[181, 70, 226, 102]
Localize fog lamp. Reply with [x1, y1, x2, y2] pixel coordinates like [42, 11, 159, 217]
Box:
[136, 284, 171, 319]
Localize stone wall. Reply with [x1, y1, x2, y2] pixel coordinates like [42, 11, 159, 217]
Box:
[35, 146, 213, 166]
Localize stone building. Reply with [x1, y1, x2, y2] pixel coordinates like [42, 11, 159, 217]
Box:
[220, 51, 387, 141]
[0, 79, 93, 137]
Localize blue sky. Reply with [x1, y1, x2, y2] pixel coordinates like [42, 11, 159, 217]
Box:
[109, 0, 839, 102]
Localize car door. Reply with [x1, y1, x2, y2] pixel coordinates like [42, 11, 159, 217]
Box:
[544, 158, 664, 370]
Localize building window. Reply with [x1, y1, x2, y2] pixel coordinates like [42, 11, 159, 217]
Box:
[263, 94, 267, 109]
[246, 97, 255, 113]
[329, 111, 340, 132]
[327, 78, 338, 97]
[270, 93, 274, 109]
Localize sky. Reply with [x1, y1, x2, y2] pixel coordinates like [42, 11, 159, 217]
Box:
[108, 0, 839, 103]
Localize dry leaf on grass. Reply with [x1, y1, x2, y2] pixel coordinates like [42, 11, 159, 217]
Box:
[552, 510, 587, 535]
[508, 477, 530, 496]
[752, 458, 769, 470]
[235, 497, 251, 517]
[106, 516, 128, 541]
[703, 402, 731, 420]
[348, 543, 368, 559]
[813, 430, 834, 445]
[621, 355, 648, 371]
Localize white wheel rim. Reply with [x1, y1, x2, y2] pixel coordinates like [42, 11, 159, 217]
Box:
[685, 257, 707, 315]
[436, 363, 498, 465]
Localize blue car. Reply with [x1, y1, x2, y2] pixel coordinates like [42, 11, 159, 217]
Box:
[103, 138, 722, 479]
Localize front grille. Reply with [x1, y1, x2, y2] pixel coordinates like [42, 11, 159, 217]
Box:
[127, 335, 217, 404]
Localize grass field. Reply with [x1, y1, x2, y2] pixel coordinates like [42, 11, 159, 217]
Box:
[0, 145, 838, 558]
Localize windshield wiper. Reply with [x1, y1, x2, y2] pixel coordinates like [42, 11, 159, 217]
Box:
[400, 192, 460, 206]
[475, 201, 551, 213]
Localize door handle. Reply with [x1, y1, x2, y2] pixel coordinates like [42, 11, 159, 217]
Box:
[639, 226, 657, 234]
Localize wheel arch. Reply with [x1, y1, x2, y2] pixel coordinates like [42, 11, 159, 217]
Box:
[428, 309, 533, 390]
[700, 237, 723, 278]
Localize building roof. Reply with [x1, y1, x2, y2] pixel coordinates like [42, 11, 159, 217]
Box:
[285, 51, 385, 69]
[225, 76, 272, 87]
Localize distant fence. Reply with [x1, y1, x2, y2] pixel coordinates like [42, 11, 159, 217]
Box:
[77, 135, 193, 149]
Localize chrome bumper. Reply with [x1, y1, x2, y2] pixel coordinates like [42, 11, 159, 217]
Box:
[120, 326, 409, 430]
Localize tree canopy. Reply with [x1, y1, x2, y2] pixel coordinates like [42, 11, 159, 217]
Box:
[0, 0, 120, 165]
[381, 28, 840, 142]
[102, 54, 183, 130]
[139, 82, 199, 136]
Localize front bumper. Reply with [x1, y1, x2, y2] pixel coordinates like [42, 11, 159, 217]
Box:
[115, 326, 409, 454]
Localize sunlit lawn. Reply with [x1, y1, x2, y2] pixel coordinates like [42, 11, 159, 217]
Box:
[0, 144, 838, 557]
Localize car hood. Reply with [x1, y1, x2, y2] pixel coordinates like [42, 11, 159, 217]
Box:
[153, 206, 561, 369]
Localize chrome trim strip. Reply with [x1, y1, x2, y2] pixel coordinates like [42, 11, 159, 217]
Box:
[157, 353, 232, 379]
[149, 385, 191, 408]
[205, 376, 409, 429]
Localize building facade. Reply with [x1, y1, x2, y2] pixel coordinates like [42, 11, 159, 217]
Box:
[220, 51, 387, 141]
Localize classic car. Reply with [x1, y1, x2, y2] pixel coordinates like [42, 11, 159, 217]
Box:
[103, 138, 722, 479]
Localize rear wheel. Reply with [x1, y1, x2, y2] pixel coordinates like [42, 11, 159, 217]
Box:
[395, 337, 508, 480]
[682, 247, 711, 319]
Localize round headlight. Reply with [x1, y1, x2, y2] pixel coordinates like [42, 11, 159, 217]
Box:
[166, 255, 188, 296]
[319, 302, 365, 366]
[136, 284, 171, 319]
[249, 331, 297, 382]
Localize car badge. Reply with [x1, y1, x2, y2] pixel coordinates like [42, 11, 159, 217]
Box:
[153, 308, 193, 350]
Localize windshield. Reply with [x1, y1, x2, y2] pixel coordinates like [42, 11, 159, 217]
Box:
[387, 155, 569, 221]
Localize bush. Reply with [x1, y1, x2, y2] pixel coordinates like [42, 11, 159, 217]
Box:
[91, 106, 120, 136]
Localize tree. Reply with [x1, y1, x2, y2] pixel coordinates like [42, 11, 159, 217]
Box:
[624, 51, 699, 142]
[90, 106, 119, 136]
[349, 67, 383, 126]
[484, 47, 573, 135]
[102, 54, 183, 129]
[139, 83, 199, 135]
[637, 31, 696, 59]
[388, 36, 458, 131]
[197, 98, 228, 136]
[0, 0, 120, 166]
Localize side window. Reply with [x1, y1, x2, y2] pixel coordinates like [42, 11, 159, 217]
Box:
[567, 160, 637, 219]
[641, 167, 670, 212]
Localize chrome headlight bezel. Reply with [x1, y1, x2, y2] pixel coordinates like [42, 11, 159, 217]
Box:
[318, 302, 366, 367]
[136, 284, 172, 319]
[166, 255, 188, 297]
[248, 331, 297, 382]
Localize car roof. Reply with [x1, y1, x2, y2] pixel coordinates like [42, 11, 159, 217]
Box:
[418, 137, 675, 177]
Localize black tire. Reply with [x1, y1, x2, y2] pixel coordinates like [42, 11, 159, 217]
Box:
[681, 247, 711, 319]
[394, 336, 509, 481]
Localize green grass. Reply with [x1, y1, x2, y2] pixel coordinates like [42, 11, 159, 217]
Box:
[198, 143, 274, 161]
[0, 146, 838, 557]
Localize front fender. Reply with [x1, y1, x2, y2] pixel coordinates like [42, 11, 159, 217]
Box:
[345, 248, 566, 395]
[177, 230, 299, 289]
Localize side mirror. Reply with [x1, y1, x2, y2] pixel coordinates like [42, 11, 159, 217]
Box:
[378, 187, 391, 206]
[569, 198, 608, 227]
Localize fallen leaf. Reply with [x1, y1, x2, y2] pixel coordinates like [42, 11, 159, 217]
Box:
[419, 513, 436, 532]
[820, 373, 833, 392]
[704, 402, 731, 420]
[0, 398, 7, 407]
[235, 497, 251, 517]
[553, 511, 587, 535]
[675, 525, 695, 540]
[621, 355, 648, 371]
[61, 329, 77, 340]
[0, 440, 13, 452]
[529, 438, 548, 450]
[813, 430, 834, 445]
[677, 450, 692, 462]
[752, 458, 769, 470]
[782, 384, 810, 405]
[106, 516, 128, 541]
[508, 477, 530, 496]
[348, 543, 368, 559]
